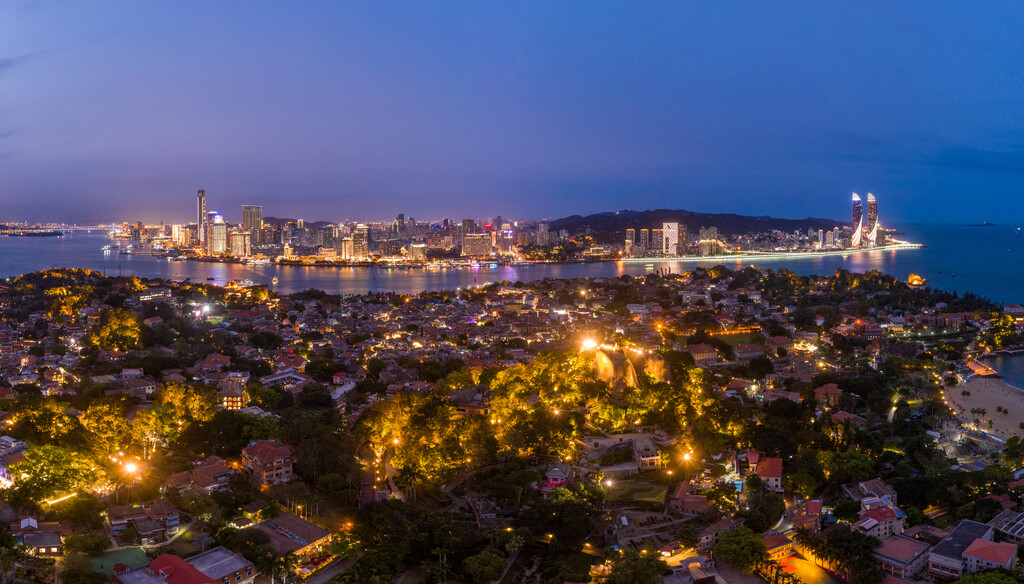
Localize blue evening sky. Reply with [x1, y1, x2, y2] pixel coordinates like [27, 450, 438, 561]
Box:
[1, 1, 1022, 224]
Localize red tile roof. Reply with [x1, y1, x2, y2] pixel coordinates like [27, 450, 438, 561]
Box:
[755, 457, 783, 479]
[963, 538, 1017, 565]
[149, 554, 216, 584]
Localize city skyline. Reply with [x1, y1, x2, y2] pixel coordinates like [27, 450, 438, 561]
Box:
[3, 2, 1024, 223]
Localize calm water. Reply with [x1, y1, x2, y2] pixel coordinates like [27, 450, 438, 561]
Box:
[0, 223, 1021, 301]
[987, 355, 1024, 390]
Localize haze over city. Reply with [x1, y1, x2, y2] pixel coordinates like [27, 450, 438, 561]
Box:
[3, 1, 1024, 224]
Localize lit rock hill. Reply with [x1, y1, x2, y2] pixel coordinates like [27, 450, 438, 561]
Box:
[550, 208, 843, 238]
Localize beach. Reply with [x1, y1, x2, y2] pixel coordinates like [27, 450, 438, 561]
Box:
[945, 376, 1024, 440]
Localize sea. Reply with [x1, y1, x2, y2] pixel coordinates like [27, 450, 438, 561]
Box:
[0, 223, 1022, 303]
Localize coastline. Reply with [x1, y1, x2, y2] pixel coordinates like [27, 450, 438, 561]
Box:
[166, 241, 925, 270]
[945, 376, 1024, 440]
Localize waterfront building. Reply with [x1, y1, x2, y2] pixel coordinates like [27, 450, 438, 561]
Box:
[462, 233, 492, 257]
[851, 193, 863, 248]
[197, 189, 207, 247]
[866, 193, 879, 246]
[410, 243, 427, 261]
[639, 229, 649, 251]
[651, 229, 663, 253]
[662, 222, 680, 256]
[353, 224, 370, 260]
[229, 229, 252, 258]
[208, 218, 227, 255]
[625, 228, 635, 256]
[337, 237, 354, 259]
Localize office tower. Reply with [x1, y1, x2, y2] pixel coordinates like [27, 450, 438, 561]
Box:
[462, 233, 492, 257]
[208, 217, 228, 255]
[865, 193, 878, 246]
[652, 229, 664, 253]
[851, 193, 863, 248]
[243, 205, 262, 232]
[353, 224, 370, 259]
[197, 189, 207, 246]
[396, 213, 405, 232]
[639, 229, 649, 251]
[337, 237, 354, 259]
[662, 222, 679, 256]
[461, 219, 477, 236]
[296, 219, 304, 229]
[229, 229, 252, 257]
[536, 222, 550, 246]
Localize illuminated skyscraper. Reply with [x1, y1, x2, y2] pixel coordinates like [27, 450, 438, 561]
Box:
[662, 222, 679, 256]
[353, 224, 370, 259]
[851, 193, 863, 248]
[208, 217, 227, 255]
[865, 193, 878, 246]
[639, 229, 649, 251]
[197, 189, 207, 246]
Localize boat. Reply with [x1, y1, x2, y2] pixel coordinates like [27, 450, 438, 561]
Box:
[206, 277, 215, 281]
[644, 263, 655, 270]
[238, 279, 257, 287]
[271, 276, 279, 285]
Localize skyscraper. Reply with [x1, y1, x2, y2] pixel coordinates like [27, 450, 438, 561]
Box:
[353, 224, 370, 259]
[865, 193, 878, 246]
[197, 189, 207, 246]
[662, 222, 679, 256]
[851, 193, 863, 248]
[639, 229, 649, 251]
[652, 228, 664, 253]
[243, 205, 262, 232]
[535, 222, 549, 246]
[208, 217, 227, 255]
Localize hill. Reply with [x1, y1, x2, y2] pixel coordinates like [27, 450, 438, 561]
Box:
[549, 209, 842, 238]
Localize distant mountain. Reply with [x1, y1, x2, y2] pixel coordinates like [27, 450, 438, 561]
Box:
[549, 209, 843, 237]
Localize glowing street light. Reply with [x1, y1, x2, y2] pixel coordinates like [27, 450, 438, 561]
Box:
[581, 338, 598, 350]
[124, 462, 138, 475]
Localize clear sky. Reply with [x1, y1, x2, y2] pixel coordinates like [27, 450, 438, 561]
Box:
[2, 1, 1023, 224]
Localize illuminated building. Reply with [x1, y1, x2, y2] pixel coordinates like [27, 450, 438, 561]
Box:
[242, 205, 262, 242]
[229, 229, 252, 257]
[662, 222, 679, 256]
[851, 193, 863, 248]
[197, 189, 207, 246]
[462, 233, 492, 257]
[208, 217, 227, 255]
[865, 193, 878, 246]
[639, 229, 649, 251]
[353, 224, 370, 259]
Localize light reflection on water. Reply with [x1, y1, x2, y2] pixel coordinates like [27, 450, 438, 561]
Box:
[1, 223, 1023, 302]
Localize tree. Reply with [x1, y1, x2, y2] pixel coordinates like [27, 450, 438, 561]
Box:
[462, 547, 506, 584]
[90, 308, 142, 350]
[713, 527, 767, 574]
[5, 445, 96, 507]
[677, 524, 699, 550]
[606, 548, 668, 584]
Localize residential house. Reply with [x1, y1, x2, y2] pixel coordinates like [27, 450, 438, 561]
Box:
[755, 457, 784, 493]
[241, 440, 294, 487]
[254, 512, 331, 558]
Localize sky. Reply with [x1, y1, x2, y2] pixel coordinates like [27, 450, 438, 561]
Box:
[1, 1, 1023, 225]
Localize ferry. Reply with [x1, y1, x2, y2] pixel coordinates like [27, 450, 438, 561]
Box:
[246, 258, 271, 265]
[644, 263, 655, 271]
[271, 276, 279, 285]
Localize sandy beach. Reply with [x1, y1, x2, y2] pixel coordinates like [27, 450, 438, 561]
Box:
[945, 376, 1024, 440]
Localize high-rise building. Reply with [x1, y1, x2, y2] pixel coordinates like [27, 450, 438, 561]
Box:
[242, 205, 262, 233]
[197, 189, 207, 246]
[337, 237, 354, 260]
[410, 243, 427, 261]
[462, 233, 492, 257]
[536, 222, 549, 246]
[208, 217, 228, 255]
[851, 193, 863, 248]
[652, 229, 664, 253]
[396, 213, 405, 232]
[865, 193, 878, 246]
[662, 223, 679, 256]
[625, 228, 635, 245]
[639, 229, 649, 251]
[352, 224, 370, 260]
[229, 229, 252, 257]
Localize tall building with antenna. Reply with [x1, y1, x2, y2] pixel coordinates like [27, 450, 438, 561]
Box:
[197, 189, 207, 247]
